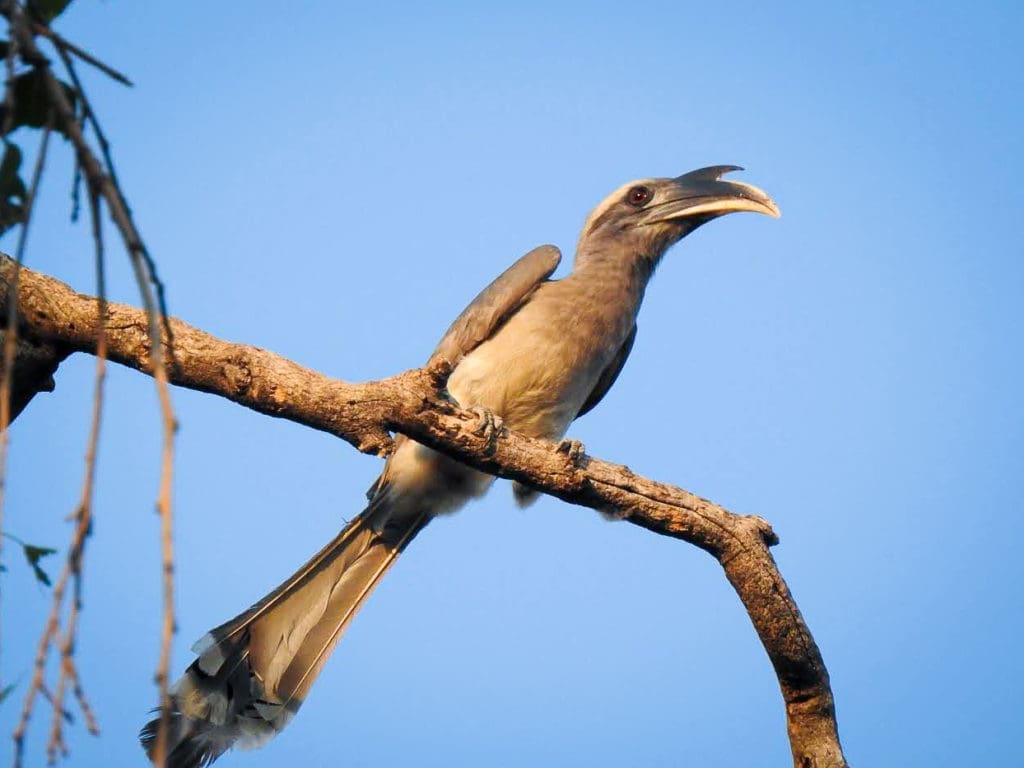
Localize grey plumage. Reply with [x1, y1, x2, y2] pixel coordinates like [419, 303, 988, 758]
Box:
[141, 167, 779, 767]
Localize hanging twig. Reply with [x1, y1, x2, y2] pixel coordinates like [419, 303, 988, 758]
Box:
[0, 110, 51, 435]
[1, 22, 16, 135]
[0, 17, 15, 700]
[31, 21, 133, 87]
[35, 683, 72, 725]
[12, 476, 95, 767]
[50, 36, 172, 335]
[0, 4, 178, 763]
[44, 188, 105, 764]
[0, 123, 49, 752]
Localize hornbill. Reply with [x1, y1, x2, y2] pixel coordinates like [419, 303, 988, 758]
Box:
[141, 166, 779, 767]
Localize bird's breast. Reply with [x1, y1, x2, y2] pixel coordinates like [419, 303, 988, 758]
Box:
[446, 285, 633, 441]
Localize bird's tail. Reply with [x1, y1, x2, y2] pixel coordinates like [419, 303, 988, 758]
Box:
[140, 497, 429, 768]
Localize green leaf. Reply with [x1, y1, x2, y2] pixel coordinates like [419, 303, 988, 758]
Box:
[0, 41, 8, 60]
[0, 201, 25, 236]
[0, 683, 15, 705]
[22, 543, 56, 587]
[0, 70, 78, 136]
[28, 0, 75, 23]
[0, 143, 23, 186]
[0, 142, 26, 236]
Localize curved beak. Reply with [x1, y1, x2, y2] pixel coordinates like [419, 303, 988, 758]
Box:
[640, 165, 781, 225]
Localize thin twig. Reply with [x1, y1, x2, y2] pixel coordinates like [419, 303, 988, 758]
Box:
[0, 17, 14, 700]
[65, 656, 99, 735]
[13, 556, 65, 767]
[52, 40, 172, 336]
[36, 682, 72, 725]
[151, 396, 176, 768]
[0, 124, 48, 756]
[1, 119, 53, 440]
[69, 189, 107, 741]
[45, 189, 105, 764]
[47, 589, 78, 763]
[0, 9, 179, 764]
[57, 48, 178, 768]
[2, 23, 16, 135]
[8, 0, 172, 361]
[69, 111, 84, 223]
[31, 22, 133, 86]
[0, 119, 52, 413]
[44, 667, 68, 763]
[69, 156, 81, 222]
[12, 521, 91, 768]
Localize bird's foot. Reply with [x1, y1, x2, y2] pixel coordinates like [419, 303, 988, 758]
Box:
[468, 406, 505, 450]
[556, 437, 586, 466]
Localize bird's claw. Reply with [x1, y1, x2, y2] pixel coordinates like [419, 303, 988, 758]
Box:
[468, 406, 504, 449]
[556, 437, 586, 466]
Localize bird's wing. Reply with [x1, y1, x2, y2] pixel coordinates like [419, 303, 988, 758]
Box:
[428, 244, 561, 367]
[365, 245, 561, 502]
[575, 323, 637, 419]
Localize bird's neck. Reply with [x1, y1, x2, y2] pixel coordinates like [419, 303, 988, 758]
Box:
[570, 244, 658, 316]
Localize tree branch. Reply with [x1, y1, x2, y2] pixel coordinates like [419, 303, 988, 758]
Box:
[0, 254, 847, 768]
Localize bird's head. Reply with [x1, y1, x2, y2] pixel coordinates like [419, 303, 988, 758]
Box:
[576, 166, 780, 269]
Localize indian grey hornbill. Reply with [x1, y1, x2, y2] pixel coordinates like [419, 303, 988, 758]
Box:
[141, 166, 780, 767]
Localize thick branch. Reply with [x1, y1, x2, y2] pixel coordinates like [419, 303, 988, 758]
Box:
[0, 255, 847, 767]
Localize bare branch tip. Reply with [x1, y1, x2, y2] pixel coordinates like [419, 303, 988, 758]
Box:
[751, 515, 780, 546]
[424, 358, 453, 388]
[356, 431, 394, 457]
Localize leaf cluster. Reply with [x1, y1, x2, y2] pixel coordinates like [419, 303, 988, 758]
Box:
[0, 0, 78, 235]
[1, 531, 56, 586]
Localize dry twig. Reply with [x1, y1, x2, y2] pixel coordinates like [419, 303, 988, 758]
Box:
[0, 4, 180, 765]
[30, 22, 133, 87]
[0, 123, 49, 759]
[43, 189, 106, 764]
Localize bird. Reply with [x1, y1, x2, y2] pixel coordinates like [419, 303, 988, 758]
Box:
[141, 166, 779, 767]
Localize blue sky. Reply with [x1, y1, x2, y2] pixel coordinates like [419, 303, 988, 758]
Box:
[3, 1, 1022, 766]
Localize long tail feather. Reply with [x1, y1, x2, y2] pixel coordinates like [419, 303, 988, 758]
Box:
[140, 500, 429, 768]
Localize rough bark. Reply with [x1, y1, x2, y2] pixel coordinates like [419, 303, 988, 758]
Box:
[0, 254, 847, 767]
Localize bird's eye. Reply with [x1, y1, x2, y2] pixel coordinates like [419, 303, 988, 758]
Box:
[626, 185, 652, 207]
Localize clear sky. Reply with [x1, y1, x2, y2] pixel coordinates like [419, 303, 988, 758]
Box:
[3, 1, 1022, 766]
